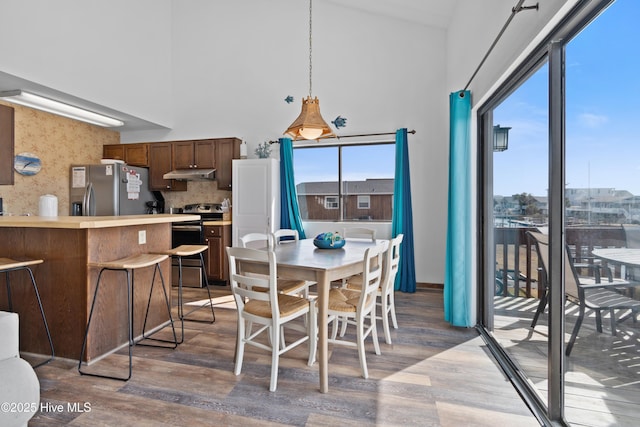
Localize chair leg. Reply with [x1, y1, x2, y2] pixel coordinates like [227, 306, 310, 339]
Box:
[389, 290, 398, 330]
[531, 289, 548, 328]
[24, 266, 55, 368]
[140, 263, 178, 348]
[307, 300, 317, 366]
[356, 315, 368, 379]
[381, 296, 392, 345]
[566, 305, 586, 356]
[609, 309, 617, 336]
[180, 253, 216, 324]
[79, 268, 133, 381]
[234, 317, 245, 376]
[269, 324, 280, 392]
[595, 309, 603, 333]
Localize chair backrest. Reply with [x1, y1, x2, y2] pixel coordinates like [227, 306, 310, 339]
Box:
[239, 232, 272, 249]
[272, 229, 299, 245]
[623, 224, 640, 248]
[226, 246, 280, 318]
[357, 241, 386, 315]
[381, 234, 403, 295]
[528, 231, 580, 301]
[343, 227, 376, 241]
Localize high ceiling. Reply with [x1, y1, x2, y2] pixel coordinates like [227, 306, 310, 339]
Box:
[323, 0, 460, 29]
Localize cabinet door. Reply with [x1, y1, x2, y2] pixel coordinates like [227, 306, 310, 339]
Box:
[194, 140, 215, 169]
[172, 140, 195, 169]
[149, 142, 187, 191]
[205, 226, 223, 281]
[124, 143, 149, 166]
[102, 144, 124, 161]
[215, 138, 240, 190]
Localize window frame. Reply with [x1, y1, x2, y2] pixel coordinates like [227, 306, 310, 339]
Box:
[293, 140, 395, 222]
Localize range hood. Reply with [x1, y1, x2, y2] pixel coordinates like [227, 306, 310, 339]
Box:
[163, 168, 216, 181]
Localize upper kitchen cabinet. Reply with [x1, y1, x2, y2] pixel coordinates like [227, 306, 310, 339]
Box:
[215, 138, 241, 190]
[172, 139, 215, 170]
[0, 104, 14, 185]
[149, 142, 187, 191]
[103, 143, 149, 167]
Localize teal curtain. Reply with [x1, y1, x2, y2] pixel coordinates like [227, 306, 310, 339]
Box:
[279, 137, 306, 238]
[444, 90, 473, 327]
[391, 128, 416, 293]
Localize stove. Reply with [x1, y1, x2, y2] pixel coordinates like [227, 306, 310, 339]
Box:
[171, 203, 223, 287]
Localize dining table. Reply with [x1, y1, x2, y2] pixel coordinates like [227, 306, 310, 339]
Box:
[243, 237, 382, 393]
[592, 247, 640, 281]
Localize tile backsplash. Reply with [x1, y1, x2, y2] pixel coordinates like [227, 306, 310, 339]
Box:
[161, 181, 232, 210]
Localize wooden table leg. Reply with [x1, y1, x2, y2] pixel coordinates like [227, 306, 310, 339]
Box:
[317, 271, 329, 393]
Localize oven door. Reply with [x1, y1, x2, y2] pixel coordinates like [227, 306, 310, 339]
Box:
[171, 222, 206, 288]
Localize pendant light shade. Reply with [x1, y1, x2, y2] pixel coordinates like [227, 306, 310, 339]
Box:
[285, 96, 335, 140]
[284, 0, 335, 141]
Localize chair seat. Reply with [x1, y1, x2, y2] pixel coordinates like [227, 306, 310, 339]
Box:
[160, 245, 208, 257]
[245, 293, 311, 318]
[254, 279, 309, 295]
[583, 287, 640, 310]
[0, 258, 44, 271]
[89, 254, 168, 270]
[329, 288, 372, 313]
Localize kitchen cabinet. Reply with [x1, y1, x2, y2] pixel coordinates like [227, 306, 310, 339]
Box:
[0, 104, 14, 185]
[172, 139, 215, 170]
[149, 142, 187, 191]
[204, 223, 231, 283]
[215, 138, 241, 190]
[102, 143, 149, 167]
[232, 159, 280, 247]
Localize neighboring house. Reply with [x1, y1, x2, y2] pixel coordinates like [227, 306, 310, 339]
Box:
[296, 178, 394, 221]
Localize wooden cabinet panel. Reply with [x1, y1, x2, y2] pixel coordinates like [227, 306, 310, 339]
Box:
[172, 140, 194, 169]
[102, 144, 124, 161]
[215, 138, 241, 190]
[172, 139, 216, 169]
[124, 144, 149, 166]
[102, 143, 149, 167]
[149, 142, 186, 191]
[204, 224, 230, 282]
[0, 104, 14, 185]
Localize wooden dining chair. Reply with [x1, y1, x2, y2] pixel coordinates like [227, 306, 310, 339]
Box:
[345, 234, 404, 344]
[239, 232, 309, 297]
[271, 229, 315, 298]
[226, 246, 316, 391]
[324, 241, 386, 379]
[528, 231, 640, 355]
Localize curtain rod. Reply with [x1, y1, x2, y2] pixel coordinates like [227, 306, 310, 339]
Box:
[269, 129, 415, 144]
[463, 1, 539, 92]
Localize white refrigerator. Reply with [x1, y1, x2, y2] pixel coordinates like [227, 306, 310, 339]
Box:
[232, 158, 280, 247]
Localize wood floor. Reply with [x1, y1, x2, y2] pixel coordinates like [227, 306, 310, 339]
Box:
[26, 287, 539, 427]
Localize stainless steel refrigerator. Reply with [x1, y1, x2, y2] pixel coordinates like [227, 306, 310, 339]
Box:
[69, 163, 155, 215]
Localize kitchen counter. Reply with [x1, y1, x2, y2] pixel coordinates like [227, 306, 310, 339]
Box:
[0, 215, 184, 361]
[0, 214, 197, 229]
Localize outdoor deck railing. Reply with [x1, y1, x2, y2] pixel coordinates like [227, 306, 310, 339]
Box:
[494, 225, 627, 298]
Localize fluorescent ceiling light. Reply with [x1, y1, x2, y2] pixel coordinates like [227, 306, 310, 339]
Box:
[0, 90, 124, 127]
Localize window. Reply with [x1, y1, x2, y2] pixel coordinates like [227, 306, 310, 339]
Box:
[294, 143, 394, 221]
[357, 195, 370, 209]
[324, 196, 339, 209]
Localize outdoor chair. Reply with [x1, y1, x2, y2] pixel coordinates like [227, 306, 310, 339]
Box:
[528, 231, 640, 356]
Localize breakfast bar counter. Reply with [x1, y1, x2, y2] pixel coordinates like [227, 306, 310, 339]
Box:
[0, 214, 195, 361]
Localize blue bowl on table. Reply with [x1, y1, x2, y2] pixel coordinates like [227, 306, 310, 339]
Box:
[313, 238, 346, 249]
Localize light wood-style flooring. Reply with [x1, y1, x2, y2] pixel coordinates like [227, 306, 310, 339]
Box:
[27, 287, 539, 426]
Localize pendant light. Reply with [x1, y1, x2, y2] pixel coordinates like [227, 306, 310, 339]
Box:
[284, 0, 335, 140]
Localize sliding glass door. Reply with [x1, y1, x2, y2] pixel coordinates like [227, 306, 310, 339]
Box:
[480, 1, 640, 424]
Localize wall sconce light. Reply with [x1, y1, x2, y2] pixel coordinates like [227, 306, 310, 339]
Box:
[493, 124, 510, 152]
[0, 90, 124, 127]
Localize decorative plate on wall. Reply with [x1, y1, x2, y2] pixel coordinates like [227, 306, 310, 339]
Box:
[14, 152, 42, 176]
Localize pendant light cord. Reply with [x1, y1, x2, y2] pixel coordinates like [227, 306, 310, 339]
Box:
[308, 0, 313, 98]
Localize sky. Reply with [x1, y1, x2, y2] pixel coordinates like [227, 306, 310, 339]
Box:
[493, 0, 640, 197]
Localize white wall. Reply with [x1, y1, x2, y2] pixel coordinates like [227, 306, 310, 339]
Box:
[0, 0, 173, 127]
[0, 0, 577, 286]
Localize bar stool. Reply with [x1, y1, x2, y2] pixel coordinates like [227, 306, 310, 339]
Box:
[160, 245, 215, 344]
[0, 257, 54, 368]
[78, 253, 177, 381]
